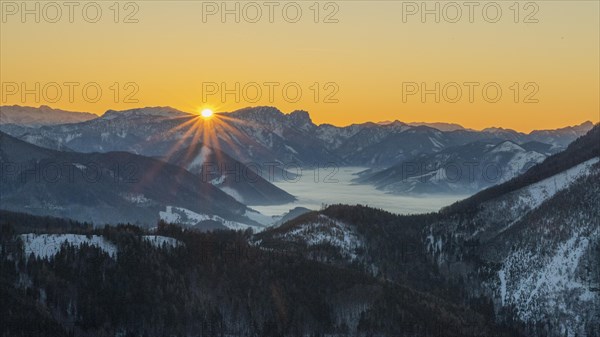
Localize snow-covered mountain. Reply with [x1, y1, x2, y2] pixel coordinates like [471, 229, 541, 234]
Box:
[357, 139, 547, 194]
[425, 126, 600, 336]
[0, 105, 591, 169]
[257, 212, 364, 262]
[0, 105, 97, 126]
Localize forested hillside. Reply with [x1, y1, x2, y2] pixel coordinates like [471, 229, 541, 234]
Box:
[0, 215, 519, 337]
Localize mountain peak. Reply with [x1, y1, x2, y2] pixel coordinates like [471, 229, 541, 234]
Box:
[529, 121, 596, 138]
[483, 126, 513, 133]
[228, 106, 284, 119]
[489, 140, 525, 153]
[289, 110, 312, 124]
[407, 121, 465, 131]
[101, 106, 188, 119]
[227, 106, 316, 129]
[572, 120, 594, 131]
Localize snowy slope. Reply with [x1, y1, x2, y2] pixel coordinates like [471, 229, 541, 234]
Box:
[510, 158, 598, 210]
[160, 206, 264, 232]
[425, 156, 600, 337]
[489, 170, 600, 337]
[481, 157, 599, 236]
[20, 233, 182, 258]
[426, 158, 599, 248]
[270, 214, 363, 261]
[20, 234, 117, 259]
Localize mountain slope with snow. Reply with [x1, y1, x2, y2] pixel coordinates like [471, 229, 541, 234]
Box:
[423, 127, 600, 336]
[358, 140, 547, 194]
[423, 160, 600, 337]
[20, 233, 117, 259]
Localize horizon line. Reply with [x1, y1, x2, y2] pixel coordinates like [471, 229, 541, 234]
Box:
[1, 104, 597, 134]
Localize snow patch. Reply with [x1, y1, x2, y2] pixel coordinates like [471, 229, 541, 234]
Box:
[284, 144, 298, 154]
[210, 175, 225, 186]
[220, 187, 244, 203]
[490, 141, 525, 153]
[497, 227, 598, 330]
[73, 163, 87, 170]
[120, 193, 151, 204]
[160, 206, 263, 232]
[275, 215, 363, 260]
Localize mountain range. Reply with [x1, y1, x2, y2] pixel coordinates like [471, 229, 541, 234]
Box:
[0, 105, 592, 166]
[0, 105, 593, 197]
[255, 125, 600, 336]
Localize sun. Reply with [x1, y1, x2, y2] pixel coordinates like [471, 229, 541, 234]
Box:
[200, 108, 214, 118]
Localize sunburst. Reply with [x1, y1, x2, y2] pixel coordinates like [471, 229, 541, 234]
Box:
[132, 108, 261, 200]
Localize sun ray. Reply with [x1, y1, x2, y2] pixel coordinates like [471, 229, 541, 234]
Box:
[133, 109, 266, 201]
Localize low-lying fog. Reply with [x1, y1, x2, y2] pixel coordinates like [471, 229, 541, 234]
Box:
[253, 167, 469, 216]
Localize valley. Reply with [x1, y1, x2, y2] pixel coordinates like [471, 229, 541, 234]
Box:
[253, 167, 468, 216]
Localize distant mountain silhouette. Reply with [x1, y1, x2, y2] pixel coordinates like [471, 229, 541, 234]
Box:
[0, 105, 97, 126]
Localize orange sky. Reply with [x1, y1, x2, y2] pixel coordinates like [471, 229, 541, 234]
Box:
[1, 1, 598, 132]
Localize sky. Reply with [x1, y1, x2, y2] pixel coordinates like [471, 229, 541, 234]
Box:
[1, 1, 599, 132]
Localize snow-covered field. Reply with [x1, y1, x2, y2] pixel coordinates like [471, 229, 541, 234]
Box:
[20, 234, 183, 259]
[20, 234, 117, 259]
